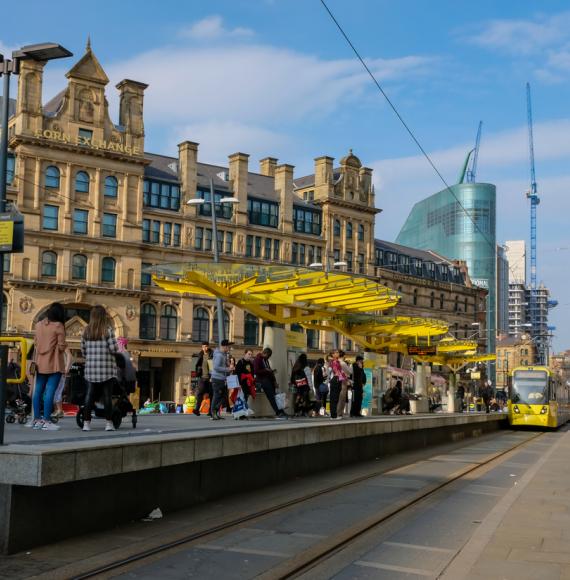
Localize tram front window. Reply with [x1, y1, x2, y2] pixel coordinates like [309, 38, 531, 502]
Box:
[512, 371, 548, 405]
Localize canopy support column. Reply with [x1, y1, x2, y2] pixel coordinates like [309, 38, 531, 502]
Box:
[447, 371, 457, 413]
[413, 363, 430, 413]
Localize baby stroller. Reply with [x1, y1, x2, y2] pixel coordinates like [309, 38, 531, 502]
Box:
[75, 354, 137, 430]
[5, 381, 32, 425]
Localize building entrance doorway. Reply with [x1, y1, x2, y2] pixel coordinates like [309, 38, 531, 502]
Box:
[137, 357, 176, 405]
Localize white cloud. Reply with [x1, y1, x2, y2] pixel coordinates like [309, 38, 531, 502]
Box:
[465, 11, 570, 55]
[168, 120, 292, 166]
[179, 15, 254, 40]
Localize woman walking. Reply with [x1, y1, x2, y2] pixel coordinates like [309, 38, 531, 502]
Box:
[291, 353, 310, 416]
[81, 305, 120, 432]
[31, 303, 70, 430]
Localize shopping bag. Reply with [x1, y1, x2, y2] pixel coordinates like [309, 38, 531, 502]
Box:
[200, 395, 211, 414]
[232, 393, 248, 418]
[227, 374, 240, 389]
[275, 392, 287, 410]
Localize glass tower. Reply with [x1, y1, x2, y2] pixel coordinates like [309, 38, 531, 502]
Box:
[396, 182, 497, 357]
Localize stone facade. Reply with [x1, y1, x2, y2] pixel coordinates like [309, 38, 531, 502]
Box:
[496, 335, 537, 390]
[3, 46, 486, 403]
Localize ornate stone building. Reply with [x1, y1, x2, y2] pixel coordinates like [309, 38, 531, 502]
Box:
[3, 45, 486, 403]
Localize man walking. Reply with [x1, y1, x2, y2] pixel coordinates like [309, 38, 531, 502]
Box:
[210, 339, 234, 421]
[193, 342, 213, 417]
[350, 355, 366, 417]
[253, 348, 287, 419]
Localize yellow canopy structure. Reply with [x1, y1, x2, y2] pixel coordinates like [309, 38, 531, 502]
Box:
[151, 263, 401, 325]
[149, 263, 496, 362]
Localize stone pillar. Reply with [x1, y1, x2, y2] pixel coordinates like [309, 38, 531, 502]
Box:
[33, 158, 41, 210]
[314, 156, 334, 201]
[263, 323, 288, 393]
[228, 152, 249, 227]
[413, 363, 430, 413]
[447, 372, 457, 413]
[275, 164, 294, 235]
[259, 157, 277, 177]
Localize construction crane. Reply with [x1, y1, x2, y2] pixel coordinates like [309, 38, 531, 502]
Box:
[466, 121, 482, 183]
[526, 83, 540, 292]
[526, 83, 543, 363]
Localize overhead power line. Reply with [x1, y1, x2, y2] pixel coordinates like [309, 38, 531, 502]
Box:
[318, 0, 522, 284]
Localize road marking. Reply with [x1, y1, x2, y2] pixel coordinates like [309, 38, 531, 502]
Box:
[383, 541, 454, 554]
[197, 544, 290, 558]
[356, 560, 434, 576]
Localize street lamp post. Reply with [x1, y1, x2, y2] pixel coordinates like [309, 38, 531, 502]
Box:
[187, 179, 238, 346]
[0, 43, 72, 446]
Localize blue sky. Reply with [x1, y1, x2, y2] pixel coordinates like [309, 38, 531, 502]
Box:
[2, 0, 569, 350]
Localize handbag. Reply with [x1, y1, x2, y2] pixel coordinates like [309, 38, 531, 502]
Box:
[28, 361, 37, 377]
[295, 377, 309, 388]
[226, 374, 240, 389]
[275, 392, 287, 410]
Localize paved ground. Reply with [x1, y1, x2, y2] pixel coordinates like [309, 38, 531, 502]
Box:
[3, 427, 566, 580]
[2, 411, 496, 447]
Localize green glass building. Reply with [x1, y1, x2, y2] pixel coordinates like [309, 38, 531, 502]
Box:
[396, 182, 497, 357]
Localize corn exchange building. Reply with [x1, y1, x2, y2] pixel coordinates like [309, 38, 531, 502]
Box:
[3, 45, 486, 403]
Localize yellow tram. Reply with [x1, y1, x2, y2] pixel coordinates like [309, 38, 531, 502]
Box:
[508, 366, 570, 428]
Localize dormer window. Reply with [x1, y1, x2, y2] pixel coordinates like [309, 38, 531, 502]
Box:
[78, 128, 93, 142]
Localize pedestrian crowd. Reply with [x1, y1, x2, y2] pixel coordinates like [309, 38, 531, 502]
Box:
[191, 343, 368, 420]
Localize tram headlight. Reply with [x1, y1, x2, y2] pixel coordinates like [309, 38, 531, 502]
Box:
[540, 406, 548, 414]
[513, 405, 520, 414]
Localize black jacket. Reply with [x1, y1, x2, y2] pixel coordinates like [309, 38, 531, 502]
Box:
[196, 349, 212, 378]
[313, 364, 325, 387]
[352, 363, 367, 389]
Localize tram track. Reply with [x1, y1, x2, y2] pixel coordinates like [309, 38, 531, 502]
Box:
[66, 431, 544, 580]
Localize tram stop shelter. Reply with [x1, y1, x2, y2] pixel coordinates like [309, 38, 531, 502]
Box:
[150, 263, 494, 413]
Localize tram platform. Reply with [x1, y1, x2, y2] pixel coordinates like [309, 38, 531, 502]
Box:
[0, 412, 506, 554]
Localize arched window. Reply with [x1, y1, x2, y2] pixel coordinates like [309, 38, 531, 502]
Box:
[346, 222, 353, 240]
[104, 175, 118, 197]
[72, 254, 87, 280]
[75, 171, 90, 193]
[193, 307, 210, 343]
[212, 309, 230, 343]
[413, 289, 418, 306]
[307, 329, 319, 349]
[430, 291, 435, 308]
[41, 251, 57, 277]
[334, 219, 341, 237]
[358, 224, 364, 242]
[101, 257, 116, 283]
[244, 313, 259, 346]
[45, 166, 60, 189]
[440, 293, 444, 309]
[140, 303, 157, 340]
[160, 305, 178, 340]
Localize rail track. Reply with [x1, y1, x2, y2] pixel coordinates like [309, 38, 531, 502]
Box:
[71, 431, 544, 580]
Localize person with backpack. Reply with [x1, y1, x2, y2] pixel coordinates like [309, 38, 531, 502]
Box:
[81, 305, 120, 432]
[31, 303, 71, 431]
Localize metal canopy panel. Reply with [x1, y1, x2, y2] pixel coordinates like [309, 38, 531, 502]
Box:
[151, 262, 400, 317]
[149, 262, 464, 351]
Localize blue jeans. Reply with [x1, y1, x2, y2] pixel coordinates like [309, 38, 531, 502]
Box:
[33, 372, 62, 421]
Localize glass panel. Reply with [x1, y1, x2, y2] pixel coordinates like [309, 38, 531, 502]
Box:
[151, 220, 160, 243]
[6, 154, 15, 185]
[45, 166, 60, 189]
[173, 223, 181, 247]
[104, 176, 118, 197]
[140, 304, 157, 340]
[73, 209, 88, 234]
[195, 227, 203, 250]
[72, 255, 87, 280]
[143, 219, 151, 243]
[102, 213, 117, 238]
[43, 205, 59, 230]
[101, 258, 116, 282]
[75, 171, 90, 193]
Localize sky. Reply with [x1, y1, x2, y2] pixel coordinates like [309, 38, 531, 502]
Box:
[2, 0, 569, 351]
